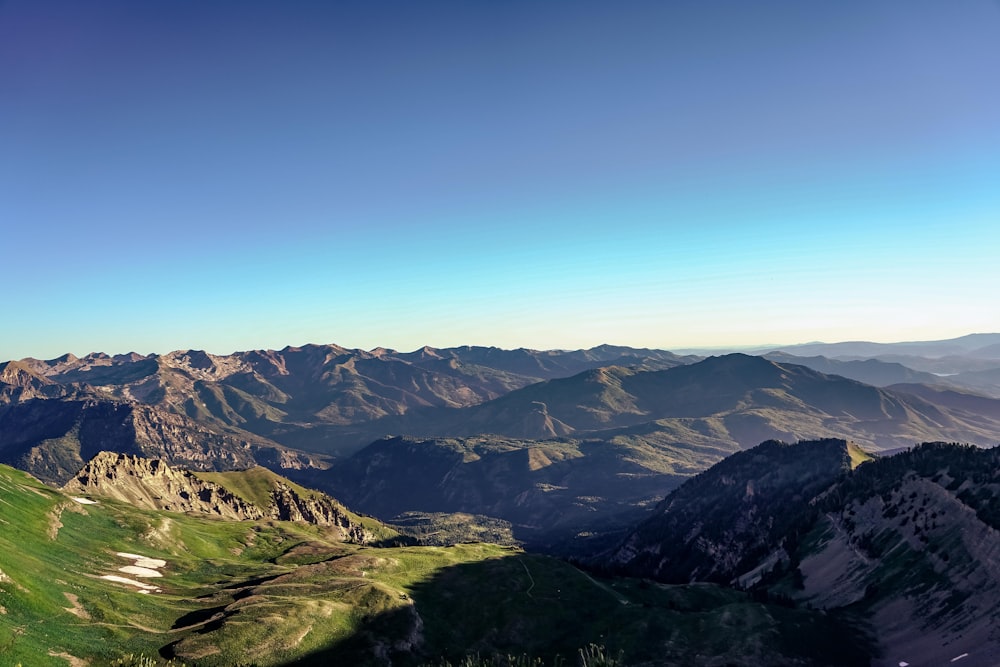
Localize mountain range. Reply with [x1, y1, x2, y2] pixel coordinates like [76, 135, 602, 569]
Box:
[5, 337, 1000, 548]
[5, 333, 1000, 664]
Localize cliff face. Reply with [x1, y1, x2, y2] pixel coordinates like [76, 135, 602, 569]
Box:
[62, 452, 372, 542]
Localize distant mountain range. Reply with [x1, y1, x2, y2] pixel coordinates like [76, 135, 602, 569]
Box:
[5, 334, 1000, 665]
[4, 335, 1000, 550]
[760, 332, 1000, 359]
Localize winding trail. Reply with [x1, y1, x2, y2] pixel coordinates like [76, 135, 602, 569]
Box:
[519, 560, 535, 598]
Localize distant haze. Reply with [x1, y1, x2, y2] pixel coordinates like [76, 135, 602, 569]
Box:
[2, 1, 999, 360]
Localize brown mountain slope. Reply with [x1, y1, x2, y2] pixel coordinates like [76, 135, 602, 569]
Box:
[13, 343, 689, 458]
[411, 354, 1000, 451]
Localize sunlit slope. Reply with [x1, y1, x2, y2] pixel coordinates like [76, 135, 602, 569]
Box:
[0, 462, 375, 665]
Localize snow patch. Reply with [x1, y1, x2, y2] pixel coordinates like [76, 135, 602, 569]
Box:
[99, 575, 161, 592]
[116, 552, 167, 568]
[119, 565, 163, 578]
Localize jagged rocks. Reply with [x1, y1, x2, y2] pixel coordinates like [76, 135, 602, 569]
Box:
[63, 452, 373, 542]
[63, 452, 264, 520]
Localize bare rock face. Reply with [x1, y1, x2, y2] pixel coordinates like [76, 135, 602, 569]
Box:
[267, 482, 370, 543]
[63, 452, 264, 520]
[0, 361, 67, 402]
[62, 452, 373, 542]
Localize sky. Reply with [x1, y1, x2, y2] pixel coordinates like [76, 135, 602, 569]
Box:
[3, 0, 1000, 360]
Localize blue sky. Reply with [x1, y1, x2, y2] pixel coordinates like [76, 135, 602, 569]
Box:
[3, 1, 999, 359]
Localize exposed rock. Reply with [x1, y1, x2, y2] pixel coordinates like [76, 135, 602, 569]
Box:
[63, 452, 263, 520]
[62, 452, 372, 542]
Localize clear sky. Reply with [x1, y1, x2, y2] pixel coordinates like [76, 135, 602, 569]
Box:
[3, 1, 999, 360]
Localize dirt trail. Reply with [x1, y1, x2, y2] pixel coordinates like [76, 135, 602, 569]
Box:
[63, 592, 90, 619]
[48, 651, 87, 667]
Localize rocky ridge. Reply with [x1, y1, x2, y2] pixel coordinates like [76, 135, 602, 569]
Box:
[603, 439, 1000, 667]
[63, 452, 371, 542]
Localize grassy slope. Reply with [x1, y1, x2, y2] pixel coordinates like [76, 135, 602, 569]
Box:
[192, 466, 395, 538]
[194, 466, 324, 506]
[0, 464, 871, 666]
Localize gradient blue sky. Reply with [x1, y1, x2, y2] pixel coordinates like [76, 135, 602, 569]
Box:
[3, 1, 999, 360]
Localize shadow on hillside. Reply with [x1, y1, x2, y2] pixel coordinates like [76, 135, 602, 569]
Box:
[280, 550, 873, 667]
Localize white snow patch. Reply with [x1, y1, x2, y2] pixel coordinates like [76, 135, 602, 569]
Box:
[99, 575, 161, 592]
[116, 552, 167, 569]
[70, 497, 98, 505]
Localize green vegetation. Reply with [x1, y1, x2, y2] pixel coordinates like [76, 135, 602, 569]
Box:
[195, 466, 324, 506]
[0, 462, 871, 666]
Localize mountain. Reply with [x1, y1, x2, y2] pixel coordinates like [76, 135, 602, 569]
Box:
[764, 333, 1000, 359]
[403, 354, 1000, 451]
[0, 359, 66, 402]
[607, 439, 867, 583]
[9, 345, 1000, 554]
[762, 351, 945, 387]
[605, 439, 1000, 667]
[319, 353, 1000, 549]
[325, 434, 703, 549]
[945, 366, 1000, 399]
[887, 383, 1000, 426]
[8, 343, 693, 459]
[0, 397, 323, 486]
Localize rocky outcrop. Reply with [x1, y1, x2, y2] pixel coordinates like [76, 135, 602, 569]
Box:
[267, 482, 369, 542]
[63, 452, 372, 542]
[63, 452, 264, 519]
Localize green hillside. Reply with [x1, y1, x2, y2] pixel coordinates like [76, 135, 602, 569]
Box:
[0, 463, 871, 666]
